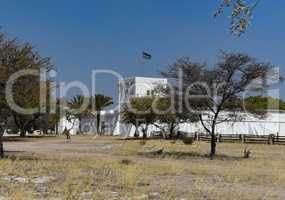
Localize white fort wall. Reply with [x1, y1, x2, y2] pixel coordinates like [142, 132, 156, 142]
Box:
[114, 112, 285, 137]
[58, 110, 117, 135]
[58, 77, 285, 137]
[58, 118, 79, 135]
[115, 77, 285, 137]
[58, 111, 285, 137]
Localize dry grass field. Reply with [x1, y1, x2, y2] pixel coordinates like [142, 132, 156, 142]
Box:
[0, 136, 285, 200]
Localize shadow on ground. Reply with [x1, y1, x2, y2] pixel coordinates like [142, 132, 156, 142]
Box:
[2, 136, 56, 142]
[139, 150, 244, 161]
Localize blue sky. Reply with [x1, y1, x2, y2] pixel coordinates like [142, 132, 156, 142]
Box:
[0, 0, 284, 100]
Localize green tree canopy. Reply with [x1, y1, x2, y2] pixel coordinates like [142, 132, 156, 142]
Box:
[121, 97, 156, 139]
[0, 32, 54, 137]
[68, 95, 92, 134]
[163, 52, 278, 158]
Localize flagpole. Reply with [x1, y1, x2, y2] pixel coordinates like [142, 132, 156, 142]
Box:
[141, 51, 152, 76]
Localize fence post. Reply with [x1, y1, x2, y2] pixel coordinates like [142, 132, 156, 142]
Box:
[218, 134, 221, 143]
[268, 135, 274, 145]
[241, 134, 245, 143]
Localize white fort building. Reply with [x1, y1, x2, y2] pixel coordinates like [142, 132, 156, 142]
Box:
[59, 76, 285, 137]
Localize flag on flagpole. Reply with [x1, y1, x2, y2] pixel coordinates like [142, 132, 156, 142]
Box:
[142, 51, 152, 60]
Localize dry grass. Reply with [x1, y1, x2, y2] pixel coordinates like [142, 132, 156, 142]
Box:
[1, 136, 285, 199]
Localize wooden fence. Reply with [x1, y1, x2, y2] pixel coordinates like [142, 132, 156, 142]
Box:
[189, 133, 285, 145]
[273, 135, 285, 145]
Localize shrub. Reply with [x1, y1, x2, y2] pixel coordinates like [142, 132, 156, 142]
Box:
[139, 139, 147, 146]
[182, 137, 194, 145]
[243, 147, 251, 158]
[120, 159, 133, 165]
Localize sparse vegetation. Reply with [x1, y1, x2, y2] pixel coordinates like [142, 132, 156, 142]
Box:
[243, 147, 251, 158]
[1, 136, 285, 199]
[162, 52, 278, 158]
[182, 137, 194, 145]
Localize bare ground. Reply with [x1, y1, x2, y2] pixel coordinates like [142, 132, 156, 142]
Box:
[1, 136, 285, 200]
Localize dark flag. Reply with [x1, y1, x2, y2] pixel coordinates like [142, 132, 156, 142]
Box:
[142, 51, 152, 60]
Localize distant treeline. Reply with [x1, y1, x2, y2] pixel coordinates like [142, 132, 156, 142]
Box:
[245, 96, 285, 111]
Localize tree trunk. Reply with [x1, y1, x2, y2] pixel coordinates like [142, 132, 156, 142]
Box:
[209, 112, 218, 158]
[0, 127, 4, 159]
[78, 118, 82, 134]
[210, 134, 216, 159]
[210, 123, 217, 158]
[142, 131, 147, 139]
[134, 126, 139, 138]
[142, 124, 148, 139]
[169, 123, 175, 139]
[0, 139, 3, 158]
[96, 111, 101, 135]
[55, 123, 59, 135]
[13, 115, 26, 137]
[20, 129, 26, 137]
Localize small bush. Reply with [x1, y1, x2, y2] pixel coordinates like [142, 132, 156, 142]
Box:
[139, 139, 147, 146]
[243, 148, 251, 159]
[170, 140, 177, 144]
[120, 159, 133, 165]
[182, 137, 194, 145]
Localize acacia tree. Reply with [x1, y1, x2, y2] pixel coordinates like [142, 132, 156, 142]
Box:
[121, 104, 140, 138]
[121, 97, 156, 139]
[0, 105, 9, 158]
[163, 52, 278, 158]
[93, 94, 113, 135]
[153, 97, 198, 139]
[0, 33, 6, 157]
[215, 0, 261, 36]
[0, 33, 53, 137]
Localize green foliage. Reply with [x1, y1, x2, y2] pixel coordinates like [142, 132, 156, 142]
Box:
[122, 97, 157, 138]
[122, 97, 156, 121]
[93, 94, 113, 112]
[244, 96, 285, 111]
[65, 94, 113, 134]
[182, 137, 194, 145]
[153, 97, 198, 138]
[0, 31, 54, 137]
[68, 95, 91, 116]
[163, 52, 277, 157]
